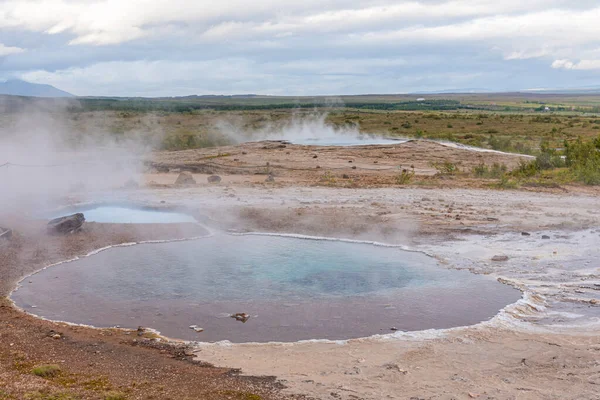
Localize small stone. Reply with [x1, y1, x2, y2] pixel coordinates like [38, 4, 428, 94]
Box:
[175, 171, 196, 185]
[342, 174, 350, 179]
[207, 175, 222, 184]
[542, 235, 550, 239]
[231, 313, 250, 323]
[312, 155, 318, 158]
[52, 334, 61, 340]
[193, 327, 204, 333]
[265, 174, 275, 182]
[189, 325, 197, 329]
[491, 255, 509, 262]
[390, 327, 398, 331]
[521, 232, 531, 236]
[351, 166, 357, 170]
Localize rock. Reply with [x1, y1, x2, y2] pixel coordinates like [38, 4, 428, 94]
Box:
[265, 174, 275, 182]
[0, 227, 12, 240]
[542, 235, 550, 239]
[47, 213, 85, 234]
[313, 155, 318, 158]
[521, 232, 531, 236]
[351, 166, 357, 170]
[491, 255, 509, 262]
[390, 327, 398, 331]
[175, 171, 196, 185]
[52, 334, 61, 340]
[230, 313, 250, 323]
[342, 174, 350, 179]
[207, 175, 222, 184]
[193, 327, 204, 333]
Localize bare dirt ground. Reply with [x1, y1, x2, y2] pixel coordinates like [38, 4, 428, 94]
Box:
[149, 140, 533, 189]
[1, 141, 600, 399]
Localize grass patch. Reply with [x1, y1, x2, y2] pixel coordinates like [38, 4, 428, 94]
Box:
[104, 391, 127, 400]
[32, 365, 61, 379]
[472, 162, 507, 178]
[431, 161, 459, 176]
[218, 391, 262, 400]
[24, 391, 77, 400]
[396, 166, 415, 184]
[82, 377, 112, 392]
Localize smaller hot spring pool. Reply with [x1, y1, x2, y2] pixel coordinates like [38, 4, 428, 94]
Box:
[286, 136, 407, 146]
[50, 205, 197, 224]
[13, 235, 520, 343]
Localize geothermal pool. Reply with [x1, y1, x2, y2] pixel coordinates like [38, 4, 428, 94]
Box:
[51, 205, 197, 224]
[13, 235, 520, 342]
[285, 136, 407, 146]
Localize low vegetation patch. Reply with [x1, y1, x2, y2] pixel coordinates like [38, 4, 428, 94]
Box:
[396, 166, 415, 184]
[32, 365, 61, 379]
[104, 391, 127, 400]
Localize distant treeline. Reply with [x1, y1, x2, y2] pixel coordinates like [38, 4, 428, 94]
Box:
[72, 98, 473, 112]
[2, 94, 600, 114]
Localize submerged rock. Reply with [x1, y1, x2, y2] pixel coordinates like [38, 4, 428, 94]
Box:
[542, 235, 550, 240]
[207, 175, 222, 184]
[491, 255, 509, 262]
[230, 313, 250, 323]
[47, 213, 85, 234]
[521, 232, 531, 236]
[175, 171, 196, 185]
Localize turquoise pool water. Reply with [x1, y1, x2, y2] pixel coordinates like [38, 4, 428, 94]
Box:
[289, 136, 407, 146]
[51, 206, 196, 224]
[13, 234, 520, 342]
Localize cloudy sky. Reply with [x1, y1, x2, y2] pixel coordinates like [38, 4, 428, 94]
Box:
[0, 0, 599, 96]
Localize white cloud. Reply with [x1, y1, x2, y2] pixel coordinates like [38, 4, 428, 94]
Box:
[0, 43, 25, 56]
[552, 59, 600, 70]
[3, 1, 600, 94]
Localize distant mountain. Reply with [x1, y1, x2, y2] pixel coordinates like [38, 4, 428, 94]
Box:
[0, 79, 74, 98]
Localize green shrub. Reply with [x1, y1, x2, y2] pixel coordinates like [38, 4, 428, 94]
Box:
[396, 166, 415, 184]
[472, 162, 507, 178]
[32, 365, 61, 378]
[431, 161, 458, 175]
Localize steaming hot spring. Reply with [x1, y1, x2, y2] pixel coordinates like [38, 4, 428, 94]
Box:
[13, 204, 519, 343]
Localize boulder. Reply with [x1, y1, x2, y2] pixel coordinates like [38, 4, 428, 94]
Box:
[207, 175, 222, 184]
[47, 213, 85, 234]
[175, 171, 196, 185]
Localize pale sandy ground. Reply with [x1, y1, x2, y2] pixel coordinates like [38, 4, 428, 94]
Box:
[99, 179, 600, 400]
[5, 142, 600, 400]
